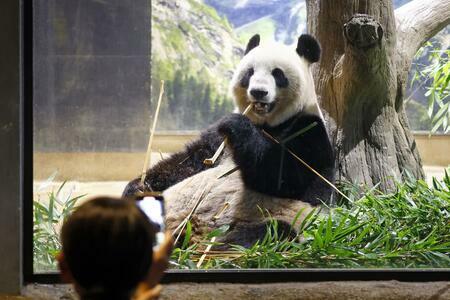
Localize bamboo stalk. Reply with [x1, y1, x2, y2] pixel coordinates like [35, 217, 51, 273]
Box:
[173, 180, 214, 245]
[196, 236, 216, 268]
[217, 122, 320, 180]
[203, 142, 225, 166]
[213, 202, 230, 220]
[261, 130, 352, 202]
[197, 250, 241, 254]
[203, 104, 253, 166]
[158, 150, 165, 160]
[197, 197, 233, 268]
[217, 165, 240, 179]
[140, 80, 165, 186]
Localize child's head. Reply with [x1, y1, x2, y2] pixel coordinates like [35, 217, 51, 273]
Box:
[59, 196, 156, 299]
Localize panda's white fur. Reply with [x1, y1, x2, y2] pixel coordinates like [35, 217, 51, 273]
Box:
[162, 156, 315, 246]
[231, 41, 324, 126]
[124, 34, 334, 246]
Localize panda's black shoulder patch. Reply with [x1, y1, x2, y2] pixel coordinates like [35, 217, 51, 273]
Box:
[296, 34, 321, 63]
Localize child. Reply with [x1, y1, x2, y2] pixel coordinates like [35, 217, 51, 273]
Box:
[57, 196, 173, 300]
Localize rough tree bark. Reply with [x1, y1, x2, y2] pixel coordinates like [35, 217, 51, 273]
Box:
[306, 0, 450, 189]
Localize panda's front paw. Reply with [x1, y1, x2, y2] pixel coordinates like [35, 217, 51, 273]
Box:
[122, 178, 145, 198]
[217, 113, 255, 146]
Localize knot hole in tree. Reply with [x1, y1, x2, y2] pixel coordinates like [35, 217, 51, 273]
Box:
[344, 14, 383, 49]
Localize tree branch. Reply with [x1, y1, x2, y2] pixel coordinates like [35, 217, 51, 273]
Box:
[396, 0, 450, 61]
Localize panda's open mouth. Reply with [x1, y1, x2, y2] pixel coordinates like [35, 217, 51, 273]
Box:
[253, 101, 276, 114]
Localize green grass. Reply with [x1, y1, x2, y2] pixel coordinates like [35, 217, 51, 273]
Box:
[34, 179, 84, 272]
[171, 170, 450, 269]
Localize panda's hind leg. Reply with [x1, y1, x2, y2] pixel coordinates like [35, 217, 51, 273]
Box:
[218, 220, 296, 249]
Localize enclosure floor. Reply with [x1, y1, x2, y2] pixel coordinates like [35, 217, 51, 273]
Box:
[17, 281, 450, 300]
[424, 165, 448, 182]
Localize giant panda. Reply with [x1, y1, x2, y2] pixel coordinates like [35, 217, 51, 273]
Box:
[123, 34, 335, 246]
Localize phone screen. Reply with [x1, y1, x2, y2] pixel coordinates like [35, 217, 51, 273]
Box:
[137, 195, 165, 248]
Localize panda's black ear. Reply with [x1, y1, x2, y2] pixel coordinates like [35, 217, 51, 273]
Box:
[296, 34, 321, 63]
[244, 34, 260, 55]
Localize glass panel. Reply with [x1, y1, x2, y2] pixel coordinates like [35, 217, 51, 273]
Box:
[405, 27, 450, 133]
[151, 0, 450, 270]
[33, 0, 449, 273]
[33, 0, 151, 272]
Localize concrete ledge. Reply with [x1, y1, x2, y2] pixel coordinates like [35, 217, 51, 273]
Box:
[33, 133, 197, 181]
[414, 133, 450, 166]
[34, 152, 160, 181]
[33, 133, 450, 181]
[21, 282, 450, 300]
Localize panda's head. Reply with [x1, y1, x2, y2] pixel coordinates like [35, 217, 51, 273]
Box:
[230, 34, 322, 126]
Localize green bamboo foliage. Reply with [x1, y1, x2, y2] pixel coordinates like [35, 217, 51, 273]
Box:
[172, 170, 450, 269]
[33, 171, 450, 270]
[410, 43, 450, 133]
[34, 178, 84, 272]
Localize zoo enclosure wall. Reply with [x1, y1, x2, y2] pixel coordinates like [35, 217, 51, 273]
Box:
[34, 132, 450, 181]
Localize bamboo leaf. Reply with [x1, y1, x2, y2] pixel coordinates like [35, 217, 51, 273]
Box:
[182, 221, 192, 250]
[206, 224, 230, 239]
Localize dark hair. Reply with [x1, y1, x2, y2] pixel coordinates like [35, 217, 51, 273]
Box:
[61, 197, 155, 299]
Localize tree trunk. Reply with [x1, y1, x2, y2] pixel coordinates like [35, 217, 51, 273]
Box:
[306, 0, 450, 190]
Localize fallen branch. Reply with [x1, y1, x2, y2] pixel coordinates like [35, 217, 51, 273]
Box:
[396, 0, 450, 62]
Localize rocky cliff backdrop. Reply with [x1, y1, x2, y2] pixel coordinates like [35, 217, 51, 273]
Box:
[34, 0, 448, 152]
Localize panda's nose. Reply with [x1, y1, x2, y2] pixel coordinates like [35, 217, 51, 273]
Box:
[250, 89, 268, 100]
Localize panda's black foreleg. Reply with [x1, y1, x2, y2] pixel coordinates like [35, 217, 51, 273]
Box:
[122, 178, 144, 198]
[122, 126, 223, 197]
[217, 114, 275, 187]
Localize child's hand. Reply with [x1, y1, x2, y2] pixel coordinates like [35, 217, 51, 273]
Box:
[135, 232, 174, 299]
[135, 284, 162, 300]
[147, 232, 174, 287]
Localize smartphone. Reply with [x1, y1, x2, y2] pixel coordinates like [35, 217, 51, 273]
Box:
[136, 194, 165, 248]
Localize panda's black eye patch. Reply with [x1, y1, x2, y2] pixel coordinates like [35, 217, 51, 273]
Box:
[272, 68, 289, 88]
[240, 67, 254, 88]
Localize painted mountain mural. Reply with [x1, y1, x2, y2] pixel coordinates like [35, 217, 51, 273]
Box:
[153, 0, 449, 130]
